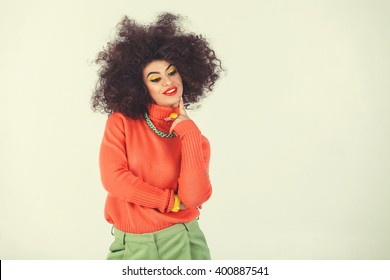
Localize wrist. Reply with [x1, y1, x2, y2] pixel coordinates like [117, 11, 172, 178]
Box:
[172, 119, 199, 136]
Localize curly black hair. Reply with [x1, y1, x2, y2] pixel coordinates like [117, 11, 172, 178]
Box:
[91, 12, 223, 119]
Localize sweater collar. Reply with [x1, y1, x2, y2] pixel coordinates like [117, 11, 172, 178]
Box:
[147, 104, 180, 121]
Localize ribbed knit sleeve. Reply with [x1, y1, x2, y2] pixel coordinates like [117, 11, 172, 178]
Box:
[99, 113, 175, 213]
[173, 120, 212, 208]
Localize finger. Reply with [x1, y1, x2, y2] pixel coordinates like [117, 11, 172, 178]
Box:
[164, 117, 174, 121]
[169, 117, 181, 134]
[169, 123, 175, 134]
[169, 120, 179, 134]
[169, 128, 177, 135]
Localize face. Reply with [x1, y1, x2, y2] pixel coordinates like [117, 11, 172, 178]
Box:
[142, 60, 183, 107]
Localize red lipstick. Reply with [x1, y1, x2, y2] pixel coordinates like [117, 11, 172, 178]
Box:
[163, 86, 177, 96]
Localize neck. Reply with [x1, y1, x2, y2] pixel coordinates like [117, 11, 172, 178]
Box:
[148, 104, 180, 120]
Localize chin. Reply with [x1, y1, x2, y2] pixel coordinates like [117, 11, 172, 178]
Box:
[155, 93, 182, 107]
[156, 101, 178, 108]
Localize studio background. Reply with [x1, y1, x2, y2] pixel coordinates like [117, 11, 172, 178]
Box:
[1, 0, 389, 259]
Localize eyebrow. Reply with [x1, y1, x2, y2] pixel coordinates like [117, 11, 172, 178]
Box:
[146, 64, 174, 78]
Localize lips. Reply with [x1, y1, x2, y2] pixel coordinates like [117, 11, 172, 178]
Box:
[163, 86, 177, 96]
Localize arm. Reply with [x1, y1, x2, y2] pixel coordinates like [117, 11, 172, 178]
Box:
[99, 113, 175, 213]
[174, 120, 212, 208]
[166, 98, 212, 208]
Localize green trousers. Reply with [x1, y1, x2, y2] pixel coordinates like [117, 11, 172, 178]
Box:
[107, 219, 211, 260]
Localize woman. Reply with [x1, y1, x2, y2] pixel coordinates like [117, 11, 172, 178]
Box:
[91, 12, 222, 260]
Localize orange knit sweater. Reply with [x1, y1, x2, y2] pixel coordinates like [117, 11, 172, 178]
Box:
[99, 104, 212, 234]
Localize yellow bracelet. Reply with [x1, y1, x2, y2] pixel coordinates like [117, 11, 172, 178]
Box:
[171, 195, 181, 212]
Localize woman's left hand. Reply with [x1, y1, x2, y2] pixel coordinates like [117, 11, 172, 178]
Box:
[165, 97, 191, 134]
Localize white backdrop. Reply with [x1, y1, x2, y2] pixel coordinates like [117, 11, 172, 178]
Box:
[1, 0, 389, 259]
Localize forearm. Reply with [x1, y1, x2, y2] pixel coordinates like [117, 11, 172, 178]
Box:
[174, 120, 212, 207]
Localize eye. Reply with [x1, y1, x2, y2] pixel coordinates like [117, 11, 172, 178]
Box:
[149, 76, 161, 82]
[150, 77, 161, 82]
[167, 67, 177, 76]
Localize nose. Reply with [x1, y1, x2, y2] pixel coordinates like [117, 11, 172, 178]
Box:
[162, 75, 173, 86]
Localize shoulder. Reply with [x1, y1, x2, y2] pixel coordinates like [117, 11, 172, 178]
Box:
[107, 112, 126, 122]
[106, 112, 138, 126]
[104, 112, 141, 136]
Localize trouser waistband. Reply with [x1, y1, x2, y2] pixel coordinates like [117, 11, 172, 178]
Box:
[112, 220, 200, 243]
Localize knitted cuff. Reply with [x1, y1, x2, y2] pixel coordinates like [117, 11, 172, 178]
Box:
[173, 120, 200, 137]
